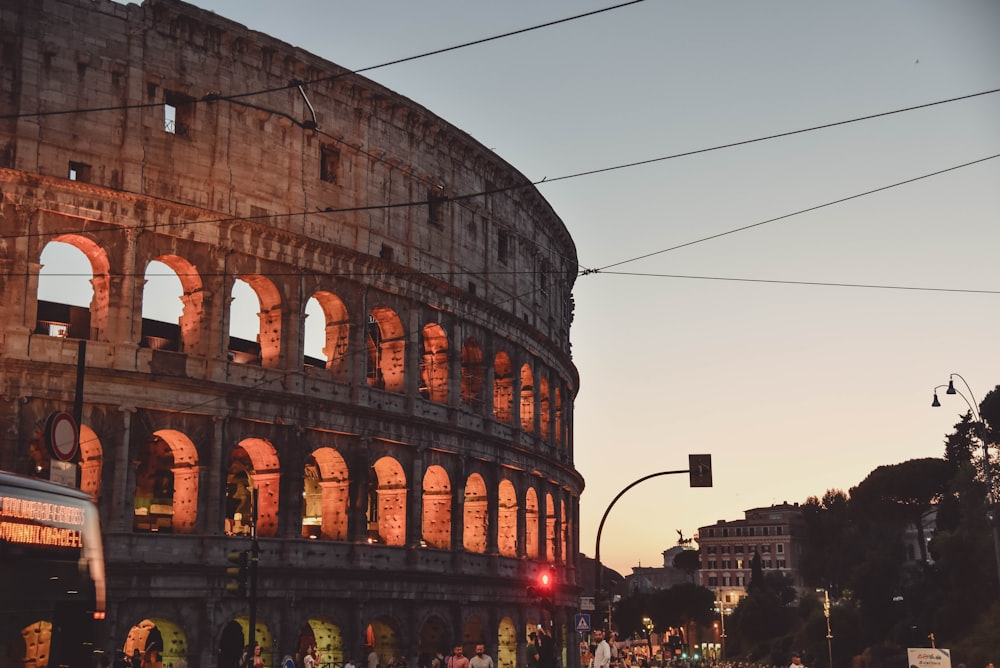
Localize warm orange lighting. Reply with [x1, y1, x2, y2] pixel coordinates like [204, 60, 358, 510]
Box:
[93, 611, 106, 620]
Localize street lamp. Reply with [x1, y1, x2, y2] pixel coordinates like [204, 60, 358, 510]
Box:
[714, 593, 728, 660]
[932, 373, 1000, 586]
[817, 589, 832, 668]
[642, 616, 654, 663]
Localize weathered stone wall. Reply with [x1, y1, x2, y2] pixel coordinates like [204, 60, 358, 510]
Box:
[0, 0, 583, 666]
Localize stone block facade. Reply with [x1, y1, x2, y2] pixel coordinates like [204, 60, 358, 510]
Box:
[0, 0, 582, 666]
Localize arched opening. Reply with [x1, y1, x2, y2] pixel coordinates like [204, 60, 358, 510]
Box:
[419, 323, 449, 403]
[226, 617, 273, 668]
[302, 447, 350, 541]
[525, 488, 539, 560]
[132, 430, 199, 534]
[421, 465, 451, 549]
[545, 494, 556, 563]
[520, 364, 534, 433]
[368, 457, 407, 546]
[36, 237, 107, 340]
[560, 500, 568, 564]
[367, 307, 405, 392]
[463, 473, 487, 554]
[539, 374, 550, 442]
[365, 617, 402, 668]
[497, 617, 518, 668]
[460, 616, 486, 655]
[460, 338, 484, 408]
[140, 258, 188, 352]
[229, 275, 282, 367]
[123, 618, 188, 668]
[224, 438, 281, 537]
[497, 480, 517, 558]
[297, 617, 343, 668]
[78, 424, 103, 500]
[417, 615, 449, 668]
[303, 291, 350, 378]
[493, 352, 512, 423]
[217, 621, 245, 668]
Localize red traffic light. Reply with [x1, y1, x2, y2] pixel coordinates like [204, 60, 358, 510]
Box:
[540, 572, 551, 587]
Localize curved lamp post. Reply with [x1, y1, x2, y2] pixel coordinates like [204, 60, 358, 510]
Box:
[932, 373, 1000, 586]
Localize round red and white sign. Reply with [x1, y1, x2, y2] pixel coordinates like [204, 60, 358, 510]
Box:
[46, 411, 79, 462]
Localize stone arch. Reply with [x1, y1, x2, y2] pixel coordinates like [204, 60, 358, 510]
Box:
[123, 617, 188, 668]
[132, 429, 199, 534]
[224, 438, 281, 537]
[525, 487, 539, 560]
[545, 493, 556, 563]
[297, 617, 343, 668]
[539, 374, 550, 442]
[421, 465, 451, 549]
[419, 323, 449, 403]
[228, 617, 273, 667]
[416, 614, 449, 665]
[143, 254, 204, 354]
[78, 424, 103, 500]
[369, 456, 407, 546]
[366, 616, 403, 668]
[37, 236, 109, 340]
[497, 479, 517, 558]
[560, 500, 568, 564]
[493, 352, 512, 423]
[304, 290, 350, 378]
[230, 274, 282, 367]
[461, 615, 487, 652]
[302, 447, 350, 540]
[367, 307, 406, 392]
[520, 364, 534, 433]
[463, 473, 488, 554]
[461, 338, 484, 408]
[497, 617, 518, 668]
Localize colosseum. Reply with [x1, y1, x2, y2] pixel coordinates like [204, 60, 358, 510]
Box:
[0, 0, 583, 666]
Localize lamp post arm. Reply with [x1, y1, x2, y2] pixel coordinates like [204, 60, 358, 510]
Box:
[594, 469, 689, 601]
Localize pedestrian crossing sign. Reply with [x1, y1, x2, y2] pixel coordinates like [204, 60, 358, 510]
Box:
[575, 613, 591, 633]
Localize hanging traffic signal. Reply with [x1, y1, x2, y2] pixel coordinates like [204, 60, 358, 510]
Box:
[688, 454, 713, 488]
[527, 566, 557, 609]
[225, 550, 249, 596]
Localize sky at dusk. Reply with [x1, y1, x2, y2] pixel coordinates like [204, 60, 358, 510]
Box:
[46, 0, 1000, 576]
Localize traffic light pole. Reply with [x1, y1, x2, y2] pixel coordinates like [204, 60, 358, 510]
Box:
[593, 456, 712, 613]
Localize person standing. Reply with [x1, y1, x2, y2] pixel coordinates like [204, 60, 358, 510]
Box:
[447, 645, 470, 668]
[593, 630, 611, 668]
[789, 652, 806, 668]
[304, 645, 317, 668]
[368, 645, 380, 668]
[527, 633, 541, 668]
[469, 645, 493, 668]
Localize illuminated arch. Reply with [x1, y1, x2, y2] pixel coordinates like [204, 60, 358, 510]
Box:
[419, 323, 449, 403]
[369, 456, 407, 546]
[461, 338, 484, 408]
[545, 493, 556, 562]
[78, 424, 103, 500]
[463, 473, 487, 553]
[302, 447, 350, 540]
[132, 429, 199, 534]
[366, 616, 403, 668]
[37, 236, 110, 340]
[304, 290, 350, 378]
[417, 614, 450, 663]
[525, 488, 539, 559]
[554, 387, 563, 448]
[497, 617, 518, 668]
[560, 500, 568, 564]
[123, 618, 188, 668]
[230, 274, 283, 367]
[539, 374, 550, 442]
[520, 364, 534, 433]
[367, 307, 405, 392]
[493, 352, 513, 423]
[498, 479, 517, 558]
[297, 617, 344, 668]
[421, 465, 452, 549]
[144, 254, 204, 353]
[224, 438, 281, 537]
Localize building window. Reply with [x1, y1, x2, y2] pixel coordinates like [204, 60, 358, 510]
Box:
[763, 526, 769, 536]
[68, 161, 91, 182]
[734, 545, 744, 553]
[748, 527, 755, 536]
[777, 543, 785, 553]
[707, 560, 716, 569]
[708, 529, 715, 538]
[722, 528, 729, 537]
[164, 90, 194, 136]
[776, 526, 784, 536]
[707, 546, 716, 554]
[320, 145, 340, 183]
[427, 192, 445, 227]
[777, 559, 786, 568]
[708, 576, 718, 587]
[497, 230, 510, 264]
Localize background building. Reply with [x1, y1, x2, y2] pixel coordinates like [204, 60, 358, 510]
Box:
[0, 0, 582, 666]
[697, 503, 806, 607]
